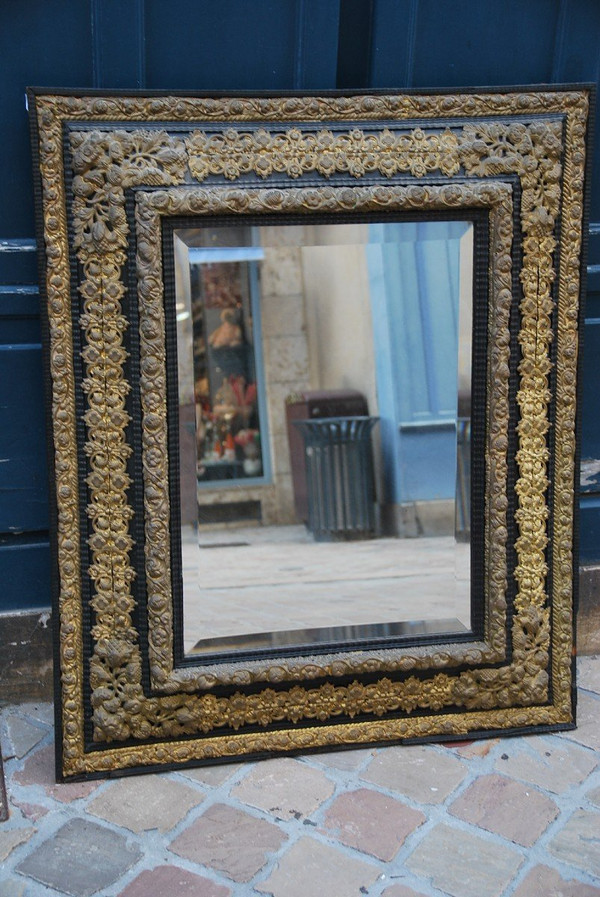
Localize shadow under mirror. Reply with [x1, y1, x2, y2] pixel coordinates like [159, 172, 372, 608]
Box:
[172, 220, 474, 657]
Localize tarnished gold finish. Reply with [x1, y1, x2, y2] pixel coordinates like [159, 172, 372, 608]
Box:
[134, 181, 513, 692]
[61, 701, 571, 778]
[551, 106, 589, 717]
[186, 126, 461, 181]
[30, 90, 588, 778]
[33, 89, 588, 126]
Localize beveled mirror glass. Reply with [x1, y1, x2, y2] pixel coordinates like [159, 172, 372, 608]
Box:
[174, 220, 475, 655]
[28, 87, 591, 780]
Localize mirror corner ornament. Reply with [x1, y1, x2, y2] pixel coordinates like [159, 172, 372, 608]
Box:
[28, 87, 591, 779]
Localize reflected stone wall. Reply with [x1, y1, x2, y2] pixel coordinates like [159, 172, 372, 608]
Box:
[259, 230, 310, 524]
[174, 222, 471, 532]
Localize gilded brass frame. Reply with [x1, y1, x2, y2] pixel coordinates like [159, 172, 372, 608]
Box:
[28, 88, 590, 780]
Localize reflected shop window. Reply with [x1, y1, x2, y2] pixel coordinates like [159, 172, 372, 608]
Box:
[189, 252, 266, 484]
[173, 221, 474, 656]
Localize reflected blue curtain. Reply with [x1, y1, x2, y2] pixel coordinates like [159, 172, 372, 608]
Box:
[367, 221, 470, 505]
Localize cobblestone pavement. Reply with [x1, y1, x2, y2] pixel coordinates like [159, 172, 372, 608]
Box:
[1, 657, 599, 897]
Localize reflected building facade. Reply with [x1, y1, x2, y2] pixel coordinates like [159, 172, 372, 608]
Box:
[174, 221, 473, 539]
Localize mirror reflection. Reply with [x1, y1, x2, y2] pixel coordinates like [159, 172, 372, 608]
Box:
[173, 220, 474, 655]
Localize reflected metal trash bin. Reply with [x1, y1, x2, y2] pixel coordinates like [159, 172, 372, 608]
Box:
[286, 389, 369, 523]
[294, 416, 379, 541]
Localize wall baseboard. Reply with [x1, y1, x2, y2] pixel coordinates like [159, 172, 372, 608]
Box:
[578, 566, 600, 656]
[0, 610, 53, 704]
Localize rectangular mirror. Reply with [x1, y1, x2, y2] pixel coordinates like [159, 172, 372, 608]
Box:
[28, 87, 591, 780]
[174, 220, 475, 656]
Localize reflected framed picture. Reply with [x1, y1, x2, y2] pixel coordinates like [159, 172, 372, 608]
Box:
[28, 86, 592, 780]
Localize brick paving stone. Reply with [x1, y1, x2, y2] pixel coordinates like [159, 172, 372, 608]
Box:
[449, 773, 558, 846]
[179, 764, 243, 787]
[15, 818, 143, 897]
[495, 736, 598, 793]
[405, 822, 523, 897]
[0, 880, 27, 897]
[13, 743, 100, 802]
[445, 738, 500, 759]
[559, 692, 600, 751]
[87, 774, 202, 833]
[548, 809, 600, 876]
[321, 787, 425, 860]
[255, 836, 380, 897]
[312, 748, 374, 771]
[511, 864, 600, 896]
[579, 657, 600, 695]
[24, 703, 54, 727]
[362, 744, 467, 804]
[117, 865, 232, 897]
[4, 714, 46, 759]
[0, 827, 34, 861]
[232, 757, 334, 820]
[587, 785, 600, 808]
[169, 802, 285, 883]
[382, 886, 429, 897]
[11, 799, 49, 822]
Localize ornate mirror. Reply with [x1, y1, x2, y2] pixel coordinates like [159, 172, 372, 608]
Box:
[28, 87, 591, 780]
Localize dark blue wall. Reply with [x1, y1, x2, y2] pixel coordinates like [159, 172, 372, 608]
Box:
[1, 0, 599, 610]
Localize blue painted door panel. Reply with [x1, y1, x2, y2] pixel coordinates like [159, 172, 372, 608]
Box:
[0, 0, 94, 239]
[369, 0, 600, 223]
[2, 0, 600, 611]
[372, 0, 561, 88]
[0, 282, 49, 609]
[0, 343, 48, 533]
[0, 537, 50, 612]
[145, 0, 340, 90]
[0, 0, 94, 609]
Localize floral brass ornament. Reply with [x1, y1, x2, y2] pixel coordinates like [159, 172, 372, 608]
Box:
[185, 126, 461, 181]
[28, 88, 590, 780]
[133, 182, 513, 693]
